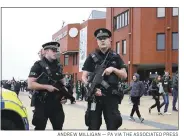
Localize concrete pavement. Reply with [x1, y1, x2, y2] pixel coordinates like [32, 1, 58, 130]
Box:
[18, 91, 178, 130]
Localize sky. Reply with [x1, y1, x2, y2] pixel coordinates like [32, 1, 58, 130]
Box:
[2, 8, 106, 80]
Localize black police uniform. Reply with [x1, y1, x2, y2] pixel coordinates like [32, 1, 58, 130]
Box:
[28, 42, 65, 130]
[82, 28, 126, 130]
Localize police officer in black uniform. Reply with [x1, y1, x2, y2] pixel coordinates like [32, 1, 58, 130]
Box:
[28, 41, 66, 130]
[82, 28, 127, 130]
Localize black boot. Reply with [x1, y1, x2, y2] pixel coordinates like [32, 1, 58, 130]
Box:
[70, 97, 76, 104]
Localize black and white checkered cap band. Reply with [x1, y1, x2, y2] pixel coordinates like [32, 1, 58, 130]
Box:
[44, 45, 58, 49]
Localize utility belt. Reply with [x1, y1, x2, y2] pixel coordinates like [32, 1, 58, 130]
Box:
[30, 91, 48, 106]
[33, 91, 59, 105]
[36, 91, 48, 104]
[88, 85, 124, 104]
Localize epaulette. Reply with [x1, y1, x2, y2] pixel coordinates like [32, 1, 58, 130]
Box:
[109, 51, 119, 58]
[112, 51, 117, 55]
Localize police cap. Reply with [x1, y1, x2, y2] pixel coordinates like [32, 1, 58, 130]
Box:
[94, 28, 112, 38]
[42, 41, 60, 50]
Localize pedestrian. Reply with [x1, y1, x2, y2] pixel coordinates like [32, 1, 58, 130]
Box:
[149, 75, 164, 115]
[160, 71, 172, 115]
[127, 73, 145, 122]
[172, 71, 178, 111]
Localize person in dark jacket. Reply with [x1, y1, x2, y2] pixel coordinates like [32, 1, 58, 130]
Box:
[76, 80, 82, 100]
[14, 81, 21, 95]
[126, 73, 145, 122]
[160, 71, 172, 115]
[81, 83, 86, 101]
[3, 80, 11, 90]
[149, 75, 164, 115]
[172, 71, 178, 111]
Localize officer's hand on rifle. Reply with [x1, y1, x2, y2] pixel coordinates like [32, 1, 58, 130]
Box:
[64, 86, 68, 92]
[102, 67, 115, 76]
[95, 88, 103, 96]
[44, 85, 59, 92]
[60, 96, 67, 104]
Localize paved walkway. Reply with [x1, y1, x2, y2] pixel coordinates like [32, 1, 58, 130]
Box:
[19, 92, 178, 130]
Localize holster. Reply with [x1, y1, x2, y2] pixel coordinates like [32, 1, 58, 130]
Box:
[35, 92, 48, 104]
[30, 92, 37, 107]
[111, 88, 124, 104]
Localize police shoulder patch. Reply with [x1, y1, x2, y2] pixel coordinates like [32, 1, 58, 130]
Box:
[111, 51, 119, 57]
[30, 72, 37, 76]
[112, 52, 117, 55]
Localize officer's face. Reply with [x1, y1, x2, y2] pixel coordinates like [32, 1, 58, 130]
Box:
[97, 36, 111, 50]
[45, 48, 58, 60]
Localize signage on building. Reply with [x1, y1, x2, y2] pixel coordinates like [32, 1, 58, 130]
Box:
[54, 31, 67, 41]
[79, 27, 87, 72]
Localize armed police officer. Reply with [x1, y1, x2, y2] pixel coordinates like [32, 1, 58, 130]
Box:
[82, 28, 127, 130]
[28, 41, 68, 130]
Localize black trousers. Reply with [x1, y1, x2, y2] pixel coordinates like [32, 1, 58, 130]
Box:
[32, 101, 65, 130]
[81, 88, 86, 100]
[85, 95, 122, 130]
[150, 95, 160, 112]
[130, 96, 141, 118]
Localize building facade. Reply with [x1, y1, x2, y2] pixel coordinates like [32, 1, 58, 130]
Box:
[52, 8, 179, 83]
[106, 7, 179, 82]
[52, 16, 106, 83]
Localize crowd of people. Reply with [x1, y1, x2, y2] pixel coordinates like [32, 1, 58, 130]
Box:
[1, 70, 178, 115]
[1, 70, 178, 116]
[123, 71, 179, 122]
[66, 69, 179, 120]
[1, 79, 28, 95]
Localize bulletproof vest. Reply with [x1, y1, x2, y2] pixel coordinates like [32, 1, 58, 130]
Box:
[90, 50, 119, 86]
[31, 60, 63, 106]
[38, 59, 63, 83]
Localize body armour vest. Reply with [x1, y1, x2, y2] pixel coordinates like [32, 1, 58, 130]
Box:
[90, 50, 120, 87]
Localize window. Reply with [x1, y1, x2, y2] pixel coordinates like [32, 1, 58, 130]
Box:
[157, 33, 165, 50]
[116, 42, 120, 54]
[114, 10, 129, 30]
[73, 53, 78, 65]
[157, 8, 165, 18]
[122, 14, 124, 27]
[114, 18, 117, 30]
[119, 15, 122, 28]
[127, 10, 129, 24]
[75, 54, 78, 65]
[172, 32, 179, 50]
[64, 55, 69, 66]
[125, 12, 128, 26]
[117, 16, 120, 29]
[173, 8, 178, 16]
[122, 40, 126, 55]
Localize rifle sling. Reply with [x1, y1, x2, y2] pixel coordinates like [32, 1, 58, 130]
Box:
[38, 60, 52, 76]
